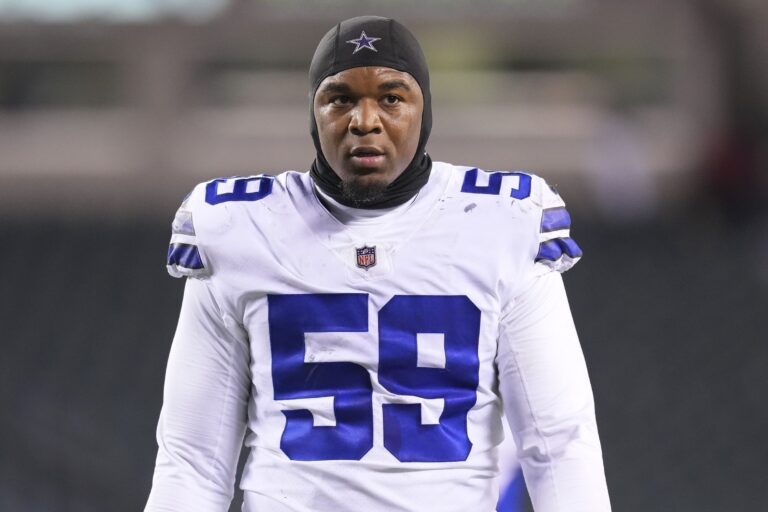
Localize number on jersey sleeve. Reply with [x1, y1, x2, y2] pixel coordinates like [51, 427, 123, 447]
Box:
[460, 168, 532, 199]
[205, 176, 274, 205]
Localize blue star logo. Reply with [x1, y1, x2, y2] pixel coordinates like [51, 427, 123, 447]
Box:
[346, 30, 381, 54]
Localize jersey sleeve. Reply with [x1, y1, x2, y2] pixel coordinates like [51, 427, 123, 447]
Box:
[166, 187, 210, 279]
[496, 272, 611, 512]
[145, 277, 251, 512]
[532, 180, 582, 275]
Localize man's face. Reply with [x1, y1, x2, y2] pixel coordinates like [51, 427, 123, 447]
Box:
[313, 66, 423, 205]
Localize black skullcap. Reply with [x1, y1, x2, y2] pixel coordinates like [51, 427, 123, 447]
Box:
[308, 16, 432, 209]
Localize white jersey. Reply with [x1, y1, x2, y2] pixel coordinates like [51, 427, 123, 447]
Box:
[146, 162, 611, 512]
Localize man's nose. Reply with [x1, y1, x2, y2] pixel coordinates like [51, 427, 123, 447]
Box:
[349, 99, 382, 135]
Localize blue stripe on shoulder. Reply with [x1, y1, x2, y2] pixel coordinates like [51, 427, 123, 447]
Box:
[535, 237, 583, 262]
[540, 207, 571, 233]
[167, 243, 205, 270]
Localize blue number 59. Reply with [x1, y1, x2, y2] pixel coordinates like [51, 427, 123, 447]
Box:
[268, 294, 481, 462]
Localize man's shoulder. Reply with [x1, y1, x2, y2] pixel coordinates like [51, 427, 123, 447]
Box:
[165, 170, 309, 278]
[186, 169, 305, 207]
[181, 169, 310, 221]
[434, 161, 564, 215]
[434, 161, 581, 273]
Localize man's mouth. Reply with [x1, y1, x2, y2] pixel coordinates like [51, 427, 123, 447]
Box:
[350, 147, 385, 167]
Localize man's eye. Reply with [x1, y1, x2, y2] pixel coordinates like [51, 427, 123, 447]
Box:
[384, 95, 400, 105]
[331, 96, 351, 105]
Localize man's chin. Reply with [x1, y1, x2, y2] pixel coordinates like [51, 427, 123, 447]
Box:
[340, 175, 389, 207]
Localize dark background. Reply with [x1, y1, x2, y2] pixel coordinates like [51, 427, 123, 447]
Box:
[1, 1, 767, 511]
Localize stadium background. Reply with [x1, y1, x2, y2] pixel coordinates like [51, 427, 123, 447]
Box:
[1, 1, 766, 510]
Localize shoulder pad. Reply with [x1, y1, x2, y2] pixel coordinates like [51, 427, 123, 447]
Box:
[165, 173, 279, 279]
[456, 166, 582, 273]
[166, 184, 210, 279]
[532, 177, 582, 274]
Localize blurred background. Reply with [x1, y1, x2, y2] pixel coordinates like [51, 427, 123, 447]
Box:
[1, 0, 766, 511]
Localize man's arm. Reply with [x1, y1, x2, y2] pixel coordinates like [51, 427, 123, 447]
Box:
[145, 278, 251, 512]
[497, 271, 611, 512]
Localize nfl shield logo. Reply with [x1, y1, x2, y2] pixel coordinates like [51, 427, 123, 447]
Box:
[355, 246, 377, 270]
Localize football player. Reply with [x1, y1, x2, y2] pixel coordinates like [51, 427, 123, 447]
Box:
[146, 16, 611, 512]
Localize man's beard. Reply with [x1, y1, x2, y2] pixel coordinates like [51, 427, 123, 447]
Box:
[340, 176, 389, 208]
